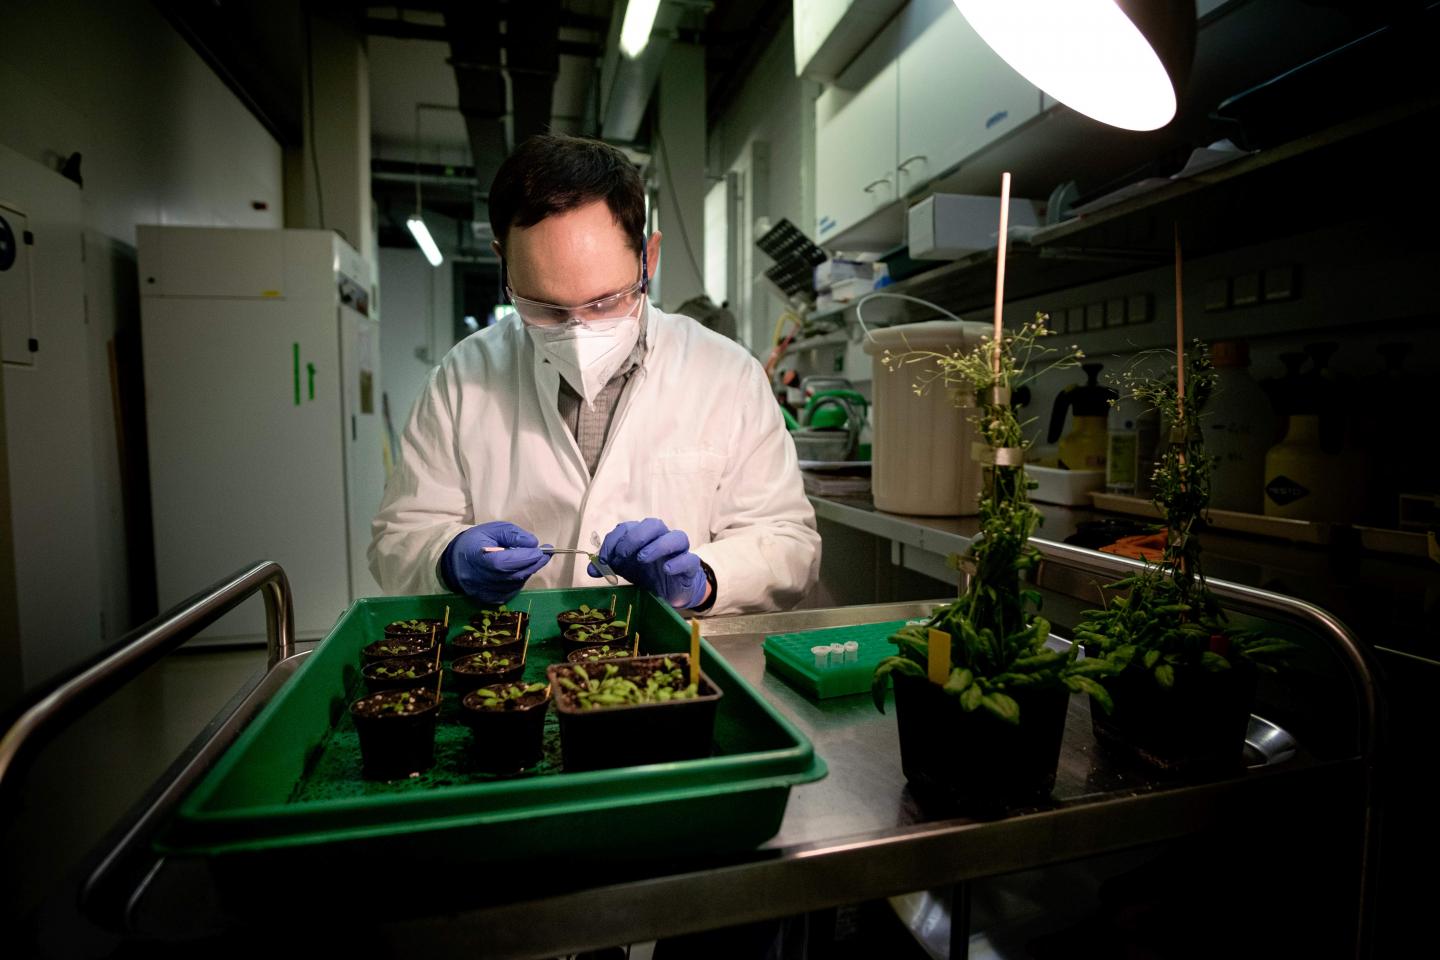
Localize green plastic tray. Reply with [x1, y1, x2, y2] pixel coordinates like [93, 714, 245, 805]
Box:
[160, 586, 826, 871]
[763, 620, 909, 699]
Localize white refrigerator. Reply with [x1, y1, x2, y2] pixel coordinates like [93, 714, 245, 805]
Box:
[139, 226, 386, 643]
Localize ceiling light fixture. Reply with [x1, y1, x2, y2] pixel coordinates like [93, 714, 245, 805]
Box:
[951, 0, 1195, 131]
[410, 104, 443, 267]
[620, 0, 663, 59]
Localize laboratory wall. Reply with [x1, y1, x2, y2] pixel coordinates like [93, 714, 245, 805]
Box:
[0, 0, 283, 696]
[706, 15, 818, 358]
[376, 247, 454, 439]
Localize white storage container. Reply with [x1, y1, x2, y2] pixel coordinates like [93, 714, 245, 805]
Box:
[908, 193, 1042, 260]
[862, 320, 991, 516]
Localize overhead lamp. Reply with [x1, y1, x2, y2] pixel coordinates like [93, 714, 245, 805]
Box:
[952, 0, 1196, 131]
[407, 215, 443, 267]
[620, 0, 663, 59]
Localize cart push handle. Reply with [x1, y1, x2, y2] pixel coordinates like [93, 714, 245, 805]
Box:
[0, 560, 295, 808]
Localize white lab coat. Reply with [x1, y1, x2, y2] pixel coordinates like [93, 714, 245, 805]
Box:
[369, 307, 820, 616]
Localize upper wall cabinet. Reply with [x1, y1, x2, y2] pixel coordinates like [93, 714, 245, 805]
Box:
[895, 0, 1040, 197]
[815, 0, 1041, 246]
[795, 0, 909, 83]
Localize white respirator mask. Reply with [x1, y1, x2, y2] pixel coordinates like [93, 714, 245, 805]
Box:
[527, 298, 645, 406]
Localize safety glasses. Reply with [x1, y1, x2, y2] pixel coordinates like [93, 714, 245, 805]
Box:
[505, 245, 650, 328]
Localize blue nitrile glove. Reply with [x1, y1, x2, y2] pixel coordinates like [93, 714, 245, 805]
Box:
[440, 521, 550, 603]
[591, 518, 709, 610]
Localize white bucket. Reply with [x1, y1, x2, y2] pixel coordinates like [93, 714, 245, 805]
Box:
[862, 320, 990, 516]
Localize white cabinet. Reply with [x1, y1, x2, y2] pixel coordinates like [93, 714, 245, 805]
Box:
[815, 16, 899, 243]
[896, 0, 1040, 195]
[815, 1, 1042, 246]
[794, 0, 908, 83]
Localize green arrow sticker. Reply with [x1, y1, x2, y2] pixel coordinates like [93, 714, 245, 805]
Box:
[292, 343, 300, 406]
[307, 362, 316, 401]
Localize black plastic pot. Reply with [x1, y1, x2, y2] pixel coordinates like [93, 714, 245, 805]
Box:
[460, 683, 551, 773]
[565, 643, 637, 664]
[349, 688, 440, 780]
[361, 637, 436, 665]
[449, 651, 525, 693]
[547, 655, 722, 772]
[555, 606, 615, 635]
[892, 674, 1069, 814]
[469, 608, 527, 636]
[449, 624, 524, 657]
[363, 657, 439, 694]
[560, 622, 628, 654]
[1090, 661, 1258, 775]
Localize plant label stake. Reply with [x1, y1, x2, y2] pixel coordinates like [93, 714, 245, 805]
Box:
[632, 632, 640, 658]
[992, 171, 1013, 376]
[513, 616, 521, 640]
[429, 623, 438, 653]
[623, 603, 633, 635]
[609, 593, 617, 616]
[689, 619, 701, 687]
[522, 628, 531, 665]
[443, 605, 450, 629]
[928, 629, 952, 685]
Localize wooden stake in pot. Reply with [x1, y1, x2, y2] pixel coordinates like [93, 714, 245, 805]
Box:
[443, 605, 450, 629]
[623, 603, 633, 635]
[632, 632, 640, 658]
[689, 619, 701, 687]
[992, 171, 1013, 377]
[609, 593, 616, 616]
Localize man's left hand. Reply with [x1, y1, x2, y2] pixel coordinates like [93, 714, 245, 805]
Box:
[591, 518, 711, 610]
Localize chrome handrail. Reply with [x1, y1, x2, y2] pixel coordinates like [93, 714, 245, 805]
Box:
[0, 561, 295, 805]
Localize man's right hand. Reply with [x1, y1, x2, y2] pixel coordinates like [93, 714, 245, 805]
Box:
[439, 522, 550, 602]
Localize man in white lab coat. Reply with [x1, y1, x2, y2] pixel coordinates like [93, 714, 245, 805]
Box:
[369, 135, 819, 616]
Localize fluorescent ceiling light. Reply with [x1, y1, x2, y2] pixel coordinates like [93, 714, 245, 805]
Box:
[620, 0, 662, 59]
[953, 0, 1183, 131]
[407, 215, 443, 267]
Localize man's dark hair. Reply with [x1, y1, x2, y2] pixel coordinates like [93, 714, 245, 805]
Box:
[488, 135, 645, 255]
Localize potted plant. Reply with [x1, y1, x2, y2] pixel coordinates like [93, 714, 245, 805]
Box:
[561, 619, 629, 653]
[566, 642, 638, 664]
[1076, 342, 1295, 774]
[349, 688, 440, 780]
[546, 655, 721, 772]
[383, 617, 444, 641]
[469, 604, 527, 636]
[555, 601, 615, 635]
[451, 621, 523, 656]
[871, 316, 1106, 812]
[361, 636, 435, 665]
[459, 681, 551, 773]
[363, 657, 439, 694]
[450, 648, 525, 692]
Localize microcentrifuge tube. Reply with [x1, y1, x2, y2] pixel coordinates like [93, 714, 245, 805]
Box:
[811, 645, 831, 670]
[843, 640, 859, 662]
[828, 642, 846, 667]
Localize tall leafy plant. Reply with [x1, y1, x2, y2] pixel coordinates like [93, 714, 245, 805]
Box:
[872, 315, 1114, 722]
[1077, 342, 1294, 687]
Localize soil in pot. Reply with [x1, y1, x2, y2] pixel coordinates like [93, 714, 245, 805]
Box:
[349, 688, 440, 780]
[459, 681, 551, 773]
[893, 674, 1070, 816]
[1090, 661, 1258, 775]
[363, 657, 439, 694]
[547, 655, 722, 772]
[362, 636, 436, 665]
[450, 622, 524, 656]
[383, 618, 444, 641]
[565, 643, 638, 664]
[555, 603, 615, 635]
[450, 650, 525, 692]
[560, 620, 628, 653]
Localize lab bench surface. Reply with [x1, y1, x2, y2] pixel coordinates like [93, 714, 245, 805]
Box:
[29, 585, 1377, 958]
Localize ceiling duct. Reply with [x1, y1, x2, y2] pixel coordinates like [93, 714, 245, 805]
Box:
[599, 0, 690, 142]
[443, 1, 562, 192]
